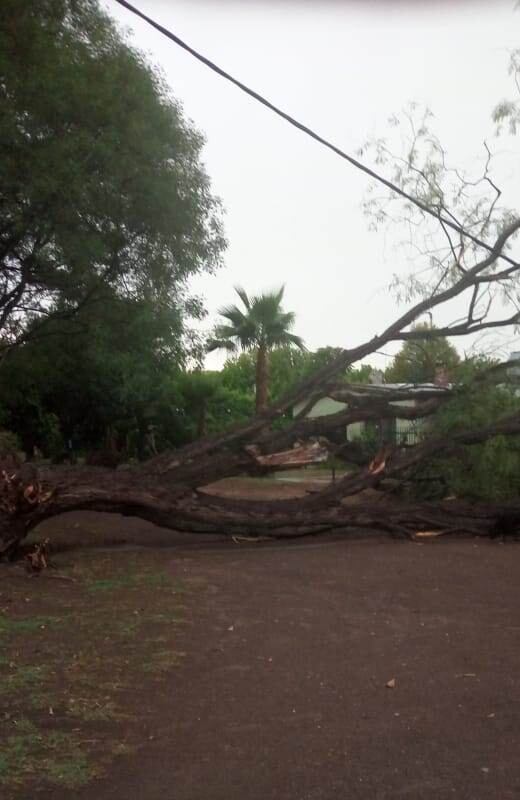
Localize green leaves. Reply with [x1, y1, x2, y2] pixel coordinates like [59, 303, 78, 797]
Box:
[385, 325, 460, 385]
[413, 359, 520, 502]
[208, 285, 305, 354]
[206, 286, 305, 411]
[493, 50, 520, 135]
[0, 295, 193, 457]
[0, 0, 225, 346]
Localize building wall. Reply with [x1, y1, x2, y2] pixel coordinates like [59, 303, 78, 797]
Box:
[293, 395, 426, 445]
[293, 397, 347, 419]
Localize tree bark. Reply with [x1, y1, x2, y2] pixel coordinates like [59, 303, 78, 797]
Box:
[1, 403, 520, 558]
[255, 344, 269, 414]
[2, 220, 520, 558]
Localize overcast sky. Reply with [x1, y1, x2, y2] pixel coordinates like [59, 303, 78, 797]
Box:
[106, 0, 520, 368]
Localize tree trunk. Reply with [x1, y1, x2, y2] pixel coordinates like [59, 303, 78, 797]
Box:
[197, 400, 207, 438]
[255, 344, 269, 414]
[3, 217, 520, 557]
[2, 400, 520, 559]
[135, 410, 147, 461]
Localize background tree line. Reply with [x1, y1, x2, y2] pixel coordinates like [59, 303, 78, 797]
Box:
[1, 0, 519, 507]
[3, 300, 520, 508]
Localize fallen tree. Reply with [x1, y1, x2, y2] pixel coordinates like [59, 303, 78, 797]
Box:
[1, 393, 520, 553]
[3, 37, 520, 554]
[2, 215, 520, 555]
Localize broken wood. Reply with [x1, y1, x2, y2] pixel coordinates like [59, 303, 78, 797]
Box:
[245, 440, 329, 469]
[1, 398, 519, 557]
[2, 221, 520, 557]
[25, 538, 50, 572]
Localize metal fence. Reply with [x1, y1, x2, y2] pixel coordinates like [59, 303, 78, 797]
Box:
[395, 421, 421, 447]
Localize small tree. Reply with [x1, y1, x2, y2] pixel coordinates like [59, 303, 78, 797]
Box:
[207, 286, 305, 413]
[385, 324, 460, 384]
[411, 360, 520, 501]
[178, 372, 220, 438]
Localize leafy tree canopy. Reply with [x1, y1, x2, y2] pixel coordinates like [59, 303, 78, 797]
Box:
[385, 323, 460, 384]
[0, 0, 225, 348]
[207, 286, 305, 413]
[221, 347, 373, 404]
[207, 286, 304, 355]
[414, 358, 520, 502]
[0, 296, 190, 458]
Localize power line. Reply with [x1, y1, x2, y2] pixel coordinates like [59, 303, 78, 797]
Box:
[114, 0, 517, 268]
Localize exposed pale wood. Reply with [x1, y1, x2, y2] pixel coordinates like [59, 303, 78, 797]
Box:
[2, 221, 520, 556]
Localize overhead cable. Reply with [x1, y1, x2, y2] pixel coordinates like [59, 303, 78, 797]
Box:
[114, 0, 518, 267]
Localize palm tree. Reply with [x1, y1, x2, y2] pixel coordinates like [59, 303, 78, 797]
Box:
[207, 286, 305, 413]
[179, 371, 219, 438]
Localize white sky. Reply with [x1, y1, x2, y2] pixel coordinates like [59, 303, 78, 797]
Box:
[105, 0, 520, 368]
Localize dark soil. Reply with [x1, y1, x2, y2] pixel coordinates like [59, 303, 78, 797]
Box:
[33, 524, 520, 800]
[0, 545, 195, 798]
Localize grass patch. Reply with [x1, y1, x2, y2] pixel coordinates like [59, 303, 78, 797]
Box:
[0, 550, 194, 797]
[66, 696, 121, 722]
[144, 649, 187, 674]
[86, 566, 173, 593]
[0, 719, 97, 789]
[1, 664, 50, 692]
[0, 664, 53, 716]
[0, 616, 59, 635]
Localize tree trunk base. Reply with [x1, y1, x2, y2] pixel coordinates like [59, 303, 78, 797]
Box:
[0, 436, 517, 559]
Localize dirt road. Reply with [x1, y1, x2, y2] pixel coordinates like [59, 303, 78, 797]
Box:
[47, 535, 520, 800]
